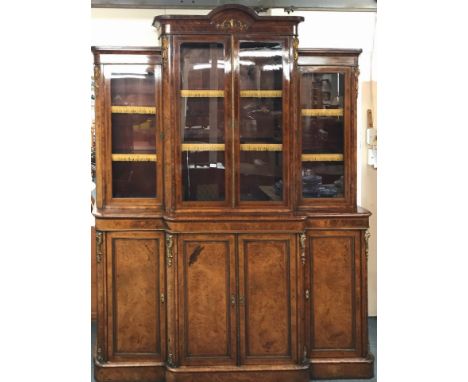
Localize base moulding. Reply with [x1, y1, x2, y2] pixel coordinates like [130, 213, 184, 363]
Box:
[310, 355, 375, 379]
[94, 363, 310, 382]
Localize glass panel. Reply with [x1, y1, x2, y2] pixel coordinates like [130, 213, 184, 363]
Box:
[109, 65, 157, 198]
[301, 72, 344, 198]
[239, 41, 283, 202]
[112, 162, 156, 198]
[111, 114, 156, 154]
[180, 42, 226, 202]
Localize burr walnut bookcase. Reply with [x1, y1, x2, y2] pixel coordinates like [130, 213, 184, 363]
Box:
[92, 5, 373, 382]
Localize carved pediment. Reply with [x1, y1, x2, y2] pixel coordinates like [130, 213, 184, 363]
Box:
[153, 4, 303, 36]
[209, 5, 258, 32]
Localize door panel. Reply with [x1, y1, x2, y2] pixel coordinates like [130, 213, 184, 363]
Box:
[174, 36, 233, 208]
[235, 37, 291, 207]
[307, 231, 362, 357]
[238, 234, 296, 364]
[297, 66, 355, 210]
[178, 234, 237, 366]
[106, 231, 165, 362]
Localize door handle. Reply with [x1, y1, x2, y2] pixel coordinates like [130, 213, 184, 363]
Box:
[231, 294, 236, 305]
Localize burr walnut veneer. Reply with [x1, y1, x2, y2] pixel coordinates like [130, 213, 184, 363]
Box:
[92, 5, 373, 382]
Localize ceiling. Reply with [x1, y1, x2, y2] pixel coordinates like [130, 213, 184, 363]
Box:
[91, 0, 377, 12]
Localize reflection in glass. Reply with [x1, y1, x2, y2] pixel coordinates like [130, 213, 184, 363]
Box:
[301, 72, 344, 198]
[110, 66, 157, 198]
[112, 114, 156, 154]
[112, 162, 156, 198]
[111, 67, 155, 106]
[239, 41, 283, 201]
[180, 42, 226, 201]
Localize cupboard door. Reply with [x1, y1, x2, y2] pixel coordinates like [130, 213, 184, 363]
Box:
[238, 234, 297, 364]
[298, 66, 355, 209]
[307, 231, 363, 358]
[106, 231, 165, 362]
[175, 36, 232, 207]
[178, 234, 237, 366]
[236, 38, 290, 206]
[104, 63, 163, 204]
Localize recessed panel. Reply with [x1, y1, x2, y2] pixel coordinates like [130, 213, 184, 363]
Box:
[113, 238, 160, 354]
[310, 236, 354, 350]
[243, 240, 290, 357]
[184, 240, 232, 358]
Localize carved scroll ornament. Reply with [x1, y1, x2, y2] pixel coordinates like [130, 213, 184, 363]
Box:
[215, 18, 248, 32]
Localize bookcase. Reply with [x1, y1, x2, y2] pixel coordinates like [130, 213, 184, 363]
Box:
[92, 5, 373, 382]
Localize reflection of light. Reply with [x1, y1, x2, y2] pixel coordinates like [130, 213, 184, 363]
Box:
[111, 74, 149, 79]
[193, 60, 225, 70]
[262, 64, 282, 71]
[239, 60, 255, 66]
[239, 50, 281, 57]
[109, 65, 153, 76]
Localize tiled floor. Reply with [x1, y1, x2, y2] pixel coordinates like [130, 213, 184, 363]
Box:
[91, 317, 377, 382]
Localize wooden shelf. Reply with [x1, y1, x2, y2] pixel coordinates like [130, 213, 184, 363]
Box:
[240, 90, 282, 98]
[301, 153, 343, 162]
[180, 143, 283, 152]
[180, 90, 224, 97]
[112, 154, 157, 162]
[179, 90, 282, 98]
[240, 143, 283, 151]
[181, 143, 225, 151]
[111, 106, 156, 114]
[301, 109, 343, 117]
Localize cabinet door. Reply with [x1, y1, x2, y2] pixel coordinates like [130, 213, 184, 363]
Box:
[298, 66, 355, 209]
[103, 63, 163, 205]
[175, 36, 232, 207]
[177, 234, 237, 366]
[306, 231, 364, 358]
[106, 231, 165, 362]
[236, 38, 291, 207]
[238, 234, 297, 364]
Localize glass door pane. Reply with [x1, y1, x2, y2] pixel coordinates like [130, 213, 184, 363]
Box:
[238, 41, 283, 202]
[300, 71, 345, 198]
[180, 42, 226, 202]
[109, 65, 157, 198]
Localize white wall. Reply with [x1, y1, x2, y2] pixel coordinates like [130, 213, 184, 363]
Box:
[91, 8, 377, 316]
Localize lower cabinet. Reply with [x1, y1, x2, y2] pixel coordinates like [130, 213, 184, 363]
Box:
[94, 228, 373, 381]
[105, 231, 166, 363]
[306, 230, 373, 379]
[176, 233, 298, 367]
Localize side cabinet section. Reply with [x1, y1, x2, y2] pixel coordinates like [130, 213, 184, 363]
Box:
[238, 234, 298, 365]
[105, 231, 166, 363]
[177, 234, 238, 366]
[306, 230, 372, 378]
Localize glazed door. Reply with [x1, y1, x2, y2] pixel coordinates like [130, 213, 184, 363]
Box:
[298, 66, 355, 209]
[235, 38, 291, 207]
[105, 231, 165, 362]
[175, 36, 233, 208]
[177, 234, 238, 366]
[238, 234, 297, 365]
[103, 63, 162, 206]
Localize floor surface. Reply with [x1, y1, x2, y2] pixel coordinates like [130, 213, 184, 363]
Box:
[91, 317, 377, 381]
